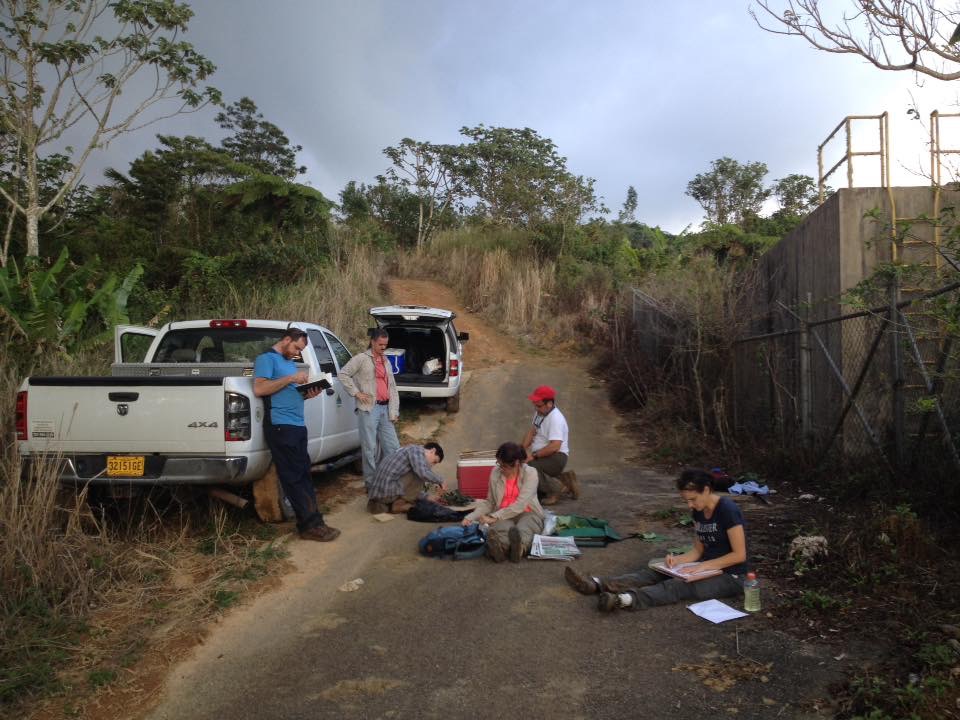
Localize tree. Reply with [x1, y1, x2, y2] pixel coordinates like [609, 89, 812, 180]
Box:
[458, 125, 600, 228]
[215, 97, 305, 180]
[685, 157, 770, 227]
[618, 185, 638, 223]
[383, 138, 464, 249]
[772, 173, 819, 216]
[338, 180, 372, 223]
[0, 0, 219, 259]
[752, 1, 960, 80]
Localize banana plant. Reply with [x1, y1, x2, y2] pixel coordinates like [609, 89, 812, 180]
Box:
[0, 248, 143, 361]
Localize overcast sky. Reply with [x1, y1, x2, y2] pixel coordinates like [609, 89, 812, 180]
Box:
[93, 0, 960, 233]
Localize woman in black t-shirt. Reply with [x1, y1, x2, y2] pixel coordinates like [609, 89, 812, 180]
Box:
[564, 468, 748, 612]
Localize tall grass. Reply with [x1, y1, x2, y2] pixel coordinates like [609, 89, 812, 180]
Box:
[0, 235, 389, 711]
[394, 227, 621, 348]
[188, 234, 389, 348]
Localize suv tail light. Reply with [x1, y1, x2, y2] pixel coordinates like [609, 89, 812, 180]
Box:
[224, 392, 251, 441]
[449, 359, 459, 378]
[15, 391, 27, 441]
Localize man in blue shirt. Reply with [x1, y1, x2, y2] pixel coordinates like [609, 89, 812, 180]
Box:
[254, 327, 340, 542]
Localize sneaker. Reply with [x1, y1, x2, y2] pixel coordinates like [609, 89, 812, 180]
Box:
[540, 494, 560, 506]
[598, 592, 622, 612]
[300, 525, 341, 542]
[559, 471, 580, 499]
[508, 526, 522, 563]
[564, 566, 598, 595]
[486, 532, 507, 563]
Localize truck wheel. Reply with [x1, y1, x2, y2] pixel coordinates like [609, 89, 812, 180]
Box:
[446, 392, 460, 413]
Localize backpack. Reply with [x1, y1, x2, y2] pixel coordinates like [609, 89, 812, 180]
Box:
[406, 497, 471, 523]
[418, 523, 487, 560]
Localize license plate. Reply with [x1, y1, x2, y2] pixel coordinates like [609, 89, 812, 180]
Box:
[107, 456, 145, 477]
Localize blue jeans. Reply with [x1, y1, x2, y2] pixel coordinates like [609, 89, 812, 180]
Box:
[357, 404, 400, 483]
[263, 423, 323, 532]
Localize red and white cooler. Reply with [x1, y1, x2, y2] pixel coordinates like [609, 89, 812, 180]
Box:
[456, 451, 497, 500]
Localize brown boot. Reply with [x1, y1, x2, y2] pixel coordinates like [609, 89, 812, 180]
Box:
[508, 526, 523, 563]
[486, 532, 507, 563]
[559, 471, 580, 499]
[564, 566, 599, 595]
[389, 498, 414, 513]
[300, 525, 341, 542]
[540, 494, 560, 506]
[367, 499, 389, 514]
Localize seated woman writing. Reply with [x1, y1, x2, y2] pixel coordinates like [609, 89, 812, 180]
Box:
[462, 442, 545, 563]
[565, 468, 748, 612]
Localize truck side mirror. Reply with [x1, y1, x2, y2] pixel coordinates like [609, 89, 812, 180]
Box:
[458, 332, 470, 342]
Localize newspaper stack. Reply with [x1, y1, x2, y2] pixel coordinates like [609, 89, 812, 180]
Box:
[529, 534, 581, 561]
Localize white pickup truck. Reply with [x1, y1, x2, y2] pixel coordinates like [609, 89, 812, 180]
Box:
[15, 319, 361, 489]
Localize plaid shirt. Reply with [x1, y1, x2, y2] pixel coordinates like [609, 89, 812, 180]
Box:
[367, 445, 444, 498]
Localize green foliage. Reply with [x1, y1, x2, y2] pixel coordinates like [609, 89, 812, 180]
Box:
[87, 668, 117, 689]
[458, 124, 601, 227]
[0, 0, 220, 258]
[797, 589, 848, 611]
[216, 97, 306, 179]
[772, 173, 820, 216]
[0, 249, 143, 364]
[685, 157, 770, 227]
[914, 642, 957, 671]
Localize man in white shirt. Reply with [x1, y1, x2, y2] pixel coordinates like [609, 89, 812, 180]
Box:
[521, 385, 579, 505]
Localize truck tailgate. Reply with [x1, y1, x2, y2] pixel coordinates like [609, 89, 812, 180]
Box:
[25, 377, 229, 454]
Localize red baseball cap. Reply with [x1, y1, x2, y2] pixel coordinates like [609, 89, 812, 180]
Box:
[528, 385, 556, 403]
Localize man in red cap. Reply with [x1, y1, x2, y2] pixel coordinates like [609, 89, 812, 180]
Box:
[521, 385, 579, 504]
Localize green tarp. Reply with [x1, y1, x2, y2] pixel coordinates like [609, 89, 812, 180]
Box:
[554, 515, 622, 546]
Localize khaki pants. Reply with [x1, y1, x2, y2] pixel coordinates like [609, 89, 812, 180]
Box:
[488, 512, 544, 552]
[367, 472, 422, 513]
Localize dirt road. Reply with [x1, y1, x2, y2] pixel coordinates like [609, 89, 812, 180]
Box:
[144, 281, 845, 719]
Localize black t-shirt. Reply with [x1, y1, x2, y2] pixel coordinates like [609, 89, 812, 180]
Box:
[693, 496, 747, 575]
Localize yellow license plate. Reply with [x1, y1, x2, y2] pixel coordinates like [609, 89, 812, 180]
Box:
[107, 456, 145, 477]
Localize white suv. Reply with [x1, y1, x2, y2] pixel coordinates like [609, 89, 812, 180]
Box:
[369, 305, 469, 412]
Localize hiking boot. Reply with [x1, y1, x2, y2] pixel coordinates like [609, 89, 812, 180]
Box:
[300, 525, 341, 542]
[559, 471, 580, 500]
[598, 592, 623, 612]
[564, 566, 599, 595]
[540, 494, 560, 506]
[389, 498, 414, 514]
[367, 499, 389, 514]
[486, 532, 507, 563]
[508, 526, 523, 563]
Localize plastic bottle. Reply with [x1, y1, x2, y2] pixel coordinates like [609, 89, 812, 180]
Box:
[280, 494, 296, 521]
[743, 572, 761, 612]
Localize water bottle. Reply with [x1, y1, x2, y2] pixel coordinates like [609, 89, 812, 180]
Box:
[743, 572, 761, 612]
[280, 494, 296, 521]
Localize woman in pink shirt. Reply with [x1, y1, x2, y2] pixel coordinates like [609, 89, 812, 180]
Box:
[462, 442, 545, 563]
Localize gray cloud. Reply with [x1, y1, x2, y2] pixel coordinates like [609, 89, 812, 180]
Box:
[80, 0, 953, 233]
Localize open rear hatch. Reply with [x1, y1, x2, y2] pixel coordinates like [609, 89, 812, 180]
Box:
[369, 306, 453, 384]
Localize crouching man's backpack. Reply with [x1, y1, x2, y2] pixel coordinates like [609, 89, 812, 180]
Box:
[418, 523, 487, 560]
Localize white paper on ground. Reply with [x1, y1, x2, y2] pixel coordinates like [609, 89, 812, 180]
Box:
[687, 599, 749, 623]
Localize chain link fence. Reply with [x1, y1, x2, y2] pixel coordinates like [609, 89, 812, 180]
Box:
[633, 282, 960, 471]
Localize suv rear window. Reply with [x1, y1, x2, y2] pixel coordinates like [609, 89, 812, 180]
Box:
[154, 328, 284, 363]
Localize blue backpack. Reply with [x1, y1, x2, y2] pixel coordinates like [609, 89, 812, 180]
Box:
[418, 523, 487, 560]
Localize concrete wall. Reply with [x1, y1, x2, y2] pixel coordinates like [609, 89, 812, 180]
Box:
[736, 186, 956, 453]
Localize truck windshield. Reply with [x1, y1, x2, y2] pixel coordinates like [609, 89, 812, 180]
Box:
[154, 327, 287, 364]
